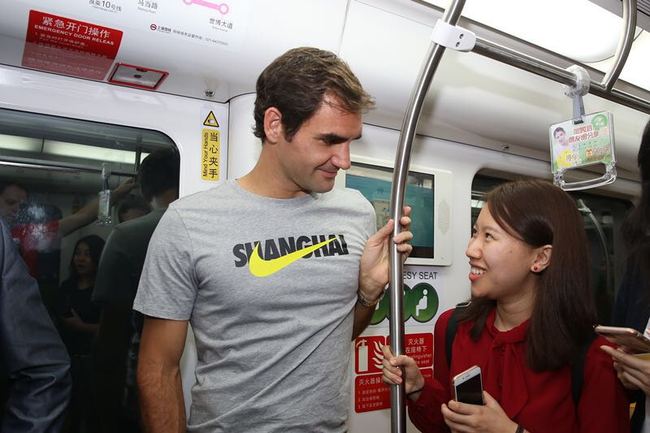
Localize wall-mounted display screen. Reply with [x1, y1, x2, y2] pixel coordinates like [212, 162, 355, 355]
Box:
[345, 161, 436, 263]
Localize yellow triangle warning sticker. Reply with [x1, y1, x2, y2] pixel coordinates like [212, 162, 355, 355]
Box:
[203, 111, 219, 127]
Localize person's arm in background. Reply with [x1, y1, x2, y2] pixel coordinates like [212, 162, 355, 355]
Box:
[0, 219, 71, 433]
[138, 317, 188, 433]
[59, 307, 100, 334]
[58, 178, 135, 237]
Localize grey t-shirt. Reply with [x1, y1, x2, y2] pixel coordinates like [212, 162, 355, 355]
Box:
[133, 180, 375, 433]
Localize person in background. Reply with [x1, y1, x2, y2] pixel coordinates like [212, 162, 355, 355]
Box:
[382, 179, 629, 433]
[93, 149, 180, 433]
[603, 120, 650, 433]
[134, 47, 412, 433]
[117, 194, 151, 223]
[0, 218, 71, 433]
[56, 234, 105, 433]
[0, 183, 27, 227]
[0, 179, 134, 278]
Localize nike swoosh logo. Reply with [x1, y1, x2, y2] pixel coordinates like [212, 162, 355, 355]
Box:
[249, 237, 337, 277]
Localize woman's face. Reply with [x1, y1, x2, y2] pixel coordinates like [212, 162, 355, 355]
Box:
[73, 242, 96, 277]
[465, 206, 539, 301]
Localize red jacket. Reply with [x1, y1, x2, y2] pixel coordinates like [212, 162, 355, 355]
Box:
[407, 308, 630, 433]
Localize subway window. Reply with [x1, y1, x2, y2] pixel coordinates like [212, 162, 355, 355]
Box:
[0, 108, 179, 433]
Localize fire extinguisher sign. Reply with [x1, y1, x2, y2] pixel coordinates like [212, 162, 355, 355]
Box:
[353, 333, 433, 413]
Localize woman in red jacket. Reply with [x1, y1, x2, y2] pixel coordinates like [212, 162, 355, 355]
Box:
[382, 179, 629, 433]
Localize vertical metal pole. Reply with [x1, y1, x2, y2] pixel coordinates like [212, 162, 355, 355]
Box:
[388, 1, 467, 432]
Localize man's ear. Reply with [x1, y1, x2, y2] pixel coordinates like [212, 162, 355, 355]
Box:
[531, 245, 552, 273]
[263, 107, 283, 145]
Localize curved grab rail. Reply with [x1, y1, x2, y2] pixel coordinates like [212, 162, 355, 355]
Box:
[601, 0, 637, 92]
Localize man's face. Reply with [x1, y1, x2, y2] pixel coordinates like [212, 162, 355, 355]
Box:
[554, 129, 568, 146]
[0, 185, 27, 223]
[274, 96, 362, 195]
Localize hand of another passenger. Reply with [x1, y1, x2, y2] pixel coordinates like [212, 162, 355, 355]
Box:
[113, 178, 136, 199]
[601, 345, 650, 395]
[62, 308, 84, 328]
[358, 206, 413, 301]
[380, 344, 424, 398]
[442, 391, 520, 433]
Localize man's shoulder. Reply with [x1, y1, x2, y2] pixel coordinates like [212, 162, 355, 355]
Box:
[107, 209, 165, 245]
[170, 181, 234, 211]
[324, 187, 372, 207]
[322, 188, 375, 221]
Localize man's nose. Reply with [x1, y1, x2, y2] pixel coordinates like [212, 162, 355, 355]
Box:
[331, 142, 351, 170]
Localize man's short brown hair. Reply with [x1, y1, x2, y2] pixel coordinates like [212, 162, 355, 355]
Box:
[253, 47, 374, 142]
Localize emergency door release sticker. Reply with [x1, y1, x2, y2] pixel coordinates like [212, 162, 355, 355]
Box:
[203, 111, 220, 127]
[201, 129, 220, 181]
[23, 10, 123, 80]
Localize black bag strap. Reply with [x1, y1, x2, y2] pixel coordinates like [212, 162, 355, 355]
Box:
[445, 303, 468, 367]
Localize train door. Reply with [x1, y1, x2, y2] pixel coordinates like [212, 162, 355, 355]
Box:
[0, 106, 181, 432]
[0, 65, 230, 430]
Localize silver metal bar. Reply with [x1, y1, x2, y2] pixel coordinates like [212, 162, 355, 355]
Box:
[577, 199, 614, 310]
[601, 0, 637, 92]
[0, 155, 136, 177]
[472, 37, 650, 114]
[472, 37, 576, 85]
[410, 0, 650, 113]
[389, 1, 467, 432]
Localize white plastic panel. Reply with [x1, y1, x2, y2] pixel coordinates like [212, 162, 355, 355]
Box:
[228, 93, 259, 180]
[0, 0, 349, 102]
[0, 65, 228, 197]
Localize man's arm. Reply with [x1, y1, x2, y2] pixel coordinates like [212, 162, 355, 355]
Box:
[0, 220, 71, 433]
[352, 207, 412, 340]
[352, 301, 377, 340]
[138, 316, 188, 433]
[58, 178, 134, 236]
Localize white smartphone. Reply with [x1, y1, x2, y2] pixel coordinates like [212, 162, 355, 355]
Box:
[594, 325, 650, 353]
[452, 365, 484, 405]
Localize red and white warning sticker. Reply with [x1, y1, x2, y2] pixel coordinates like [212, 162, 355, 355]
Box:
[22, 10, 123, 80]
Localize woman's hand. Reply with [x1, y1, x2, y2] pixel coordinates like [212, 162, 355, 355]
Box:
[381, 344, 424, 398]
[601, 345, 650, 394]
[441, 391, 520, 433]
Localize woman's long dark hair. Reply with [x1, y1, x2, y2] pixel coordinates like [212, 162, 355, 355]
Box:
[459, 179, 597, 371]
[67, 234, 105, 282]
[621, 121, 650, 293]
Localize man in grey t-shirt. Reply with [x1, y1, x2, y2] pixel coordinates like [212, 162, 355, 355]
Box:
[134, 47, 412, 433]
